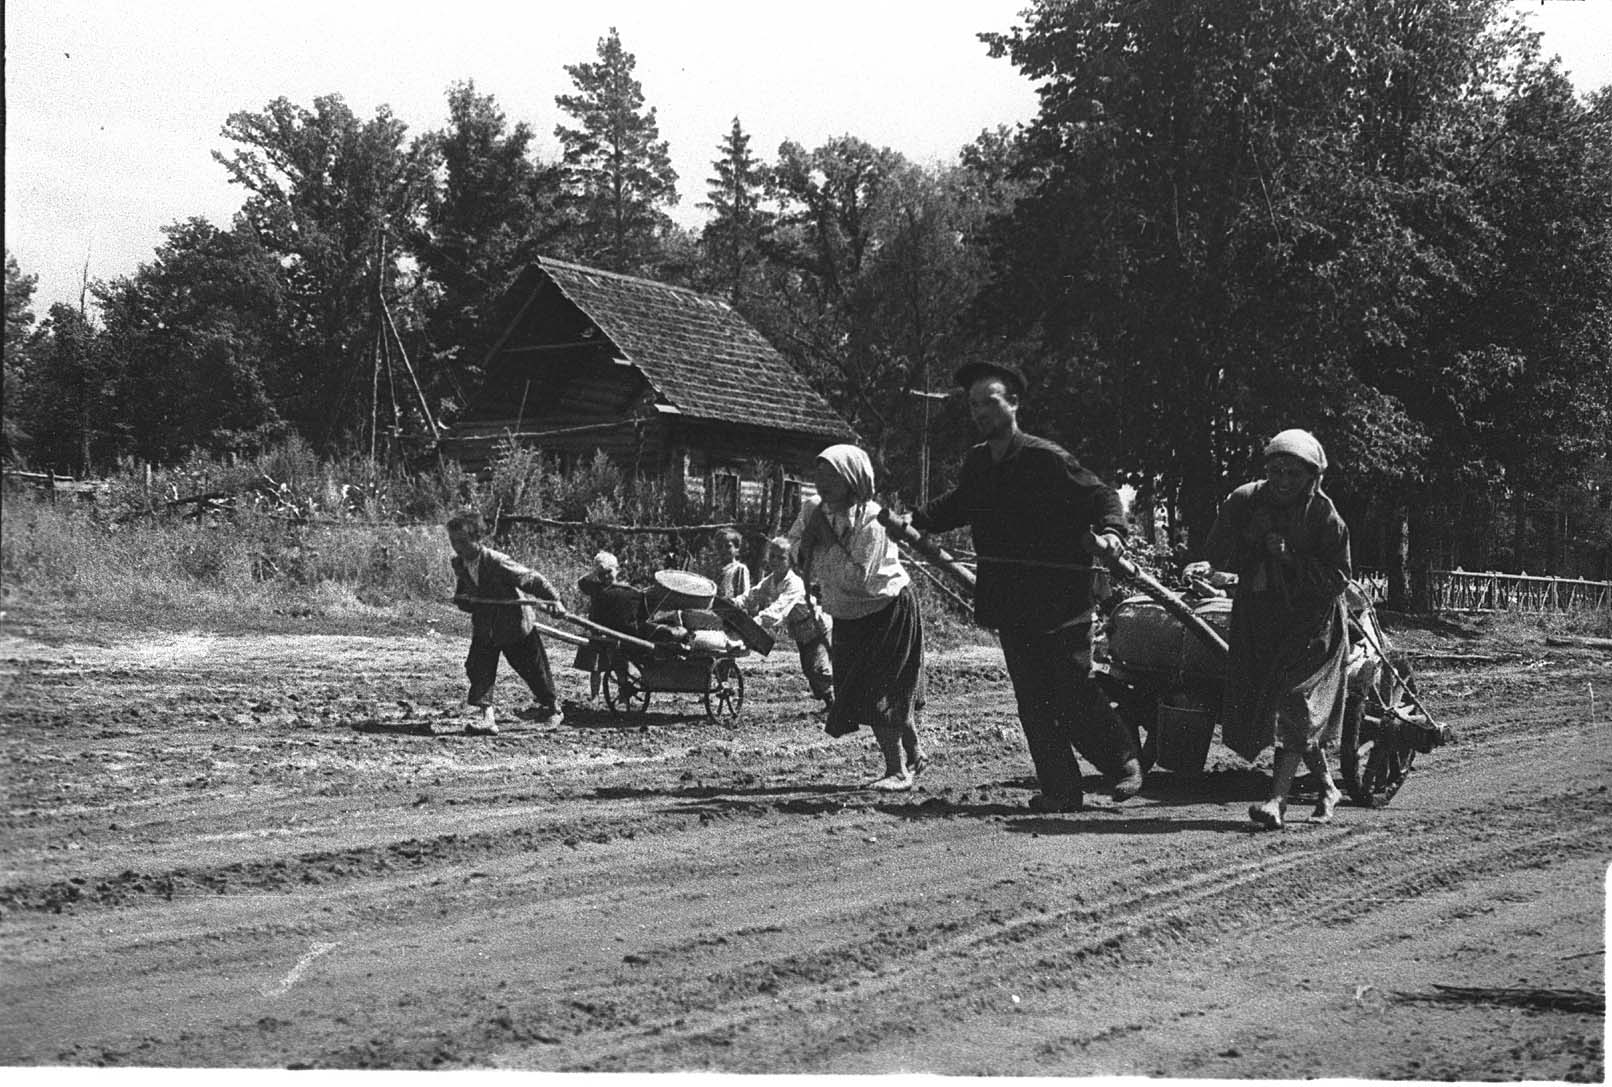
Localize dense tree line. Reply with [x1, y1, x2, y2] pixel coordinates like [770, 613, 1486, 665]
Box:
[4, 4, 1609, 591]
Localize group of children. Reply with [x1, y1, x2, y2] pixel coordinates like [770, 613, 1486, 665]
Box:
[446, 516, 835, 737]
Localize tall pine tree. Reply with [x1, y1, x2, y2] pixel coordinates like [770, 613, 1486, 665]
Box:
[698, 117, 771, 302]
[554, 28, 679, 275]
[418, 81, 564, 414]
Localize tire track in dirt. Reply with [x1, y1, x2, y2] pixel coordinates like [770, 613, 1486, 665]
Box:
[1, 659, 1596, 920]
[513, 791, 1609, 1072]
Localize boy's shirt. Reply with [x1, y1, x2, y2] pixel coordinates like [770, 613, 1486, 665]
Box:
[717, 559, 751, 601]
[736, 569, 806, 631]
[452, 545, 559, 647]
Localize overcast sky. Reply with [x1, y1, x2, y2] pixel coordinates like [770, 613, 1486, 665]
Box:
[5, 0, 1610, 315]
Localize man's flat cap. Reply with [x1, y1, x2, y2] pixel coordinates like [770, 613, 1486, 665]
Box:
[952, 360, 1028, 396]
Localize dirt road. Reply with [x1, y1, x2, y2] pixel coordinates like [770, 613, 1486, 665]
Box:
[0, 617, 1605, 1076]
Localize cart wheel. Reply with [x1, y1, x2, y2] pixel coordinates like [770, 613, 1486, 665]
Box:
[602, 660, 650, 716]
[1341, 655, 1418, 807]
[704, 658, 744, 723]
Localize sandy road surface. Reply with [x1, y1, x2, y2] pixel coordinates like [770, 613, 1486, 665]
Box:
[0, 621, 1605, 1076]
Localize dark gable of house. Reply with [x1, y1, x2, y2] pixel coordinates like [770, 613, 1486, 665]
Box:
[439, 256, 856, 525]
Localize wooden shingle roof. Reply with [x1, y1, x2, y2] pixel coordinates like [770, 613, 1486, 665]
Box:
[534, 256, 855, 440]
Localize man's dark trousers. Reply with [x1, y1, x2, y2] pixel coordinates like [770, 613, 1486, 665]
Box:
[998, 623, 1134, 801]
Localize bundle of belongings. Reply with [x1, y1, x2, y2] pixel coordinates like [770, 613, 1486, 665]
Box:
[645, 570, 772, 657]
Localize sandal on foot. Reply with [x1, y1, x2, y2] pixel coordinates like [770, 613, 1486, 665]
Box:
[868, 772, 914, 792]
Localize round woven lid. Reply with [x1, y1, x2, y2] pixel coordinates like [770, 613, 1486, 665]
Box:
[654, 569, 717, 597]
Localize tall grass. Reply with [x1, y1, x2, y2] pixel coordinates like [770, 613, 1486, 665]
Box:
[24, 442, 1596, 645]
[2, 495, 463, 630]
[1, 442, 999, 644]
[1, 442, 606, 632]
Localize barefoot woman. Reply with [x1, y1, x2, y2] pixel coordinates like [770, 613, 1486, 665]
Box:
[1197, 429, 1351, 829]
[794, 445, 926, 791]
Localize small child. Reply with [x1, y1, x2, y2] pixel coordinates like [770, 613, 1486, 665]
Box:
[736, 536, 834, 710]
[447, 511, 566, 736]
[573, 551, 648, 699]
[712, 527, 751, 600]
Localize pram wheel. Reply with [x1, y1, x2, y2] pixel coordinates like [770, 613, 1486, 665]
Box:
[602, 659, 650, 715]
[704, 657, 744, 723]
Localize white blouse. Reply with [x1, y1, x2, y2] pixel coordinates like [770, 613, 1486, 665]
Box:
[790, 498, 910, 620]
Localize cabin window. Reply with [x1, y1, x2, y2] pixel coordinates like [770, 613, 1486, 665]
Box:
[780, 478, 805, 529]
[711, 468, 740, 521]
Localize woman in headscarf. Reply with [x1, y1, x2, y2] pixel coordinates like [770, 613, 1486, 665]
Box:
[792, 444, 926, 791]
[1191, 429, 1351, 829]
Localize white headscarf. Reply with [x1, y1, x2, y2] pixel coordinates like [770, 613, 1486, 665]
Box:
[1264, 429, 1327, 474]
[816, 443, 876, 504]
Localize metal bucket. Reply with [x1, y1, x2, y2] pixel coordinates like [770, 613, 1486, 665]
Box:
[1155, 698, 1215, 774]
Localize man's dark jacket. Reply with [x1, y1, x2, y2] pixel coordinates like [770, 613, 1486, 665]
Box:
[912, 431, 1127, 633]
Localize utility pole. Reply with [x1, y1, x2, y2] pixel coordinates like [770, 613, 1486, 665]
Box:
[909, 370, 948, 506]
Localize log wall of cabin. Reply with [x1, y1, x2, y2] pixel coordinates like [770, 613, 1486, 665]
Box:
[443, 280, 833, 529]
[671, 421, 822, 529]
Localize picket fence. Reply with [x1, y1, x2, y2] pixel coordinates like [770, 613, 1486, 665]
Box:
[1357, 569, 1612, 613]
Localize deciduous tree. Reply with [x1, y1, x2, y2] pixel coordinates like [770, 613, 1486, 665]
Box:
[93, 218, 289, 462]
[213, 94, 439, 449]
[977, 0, 1601, 591]
[17, 303, 109, 475]
[2, 251, 39, 461]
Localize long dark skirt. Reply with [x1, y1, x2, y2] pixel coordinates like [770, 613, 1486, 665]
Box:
[824, 584, 925, 738]
[1220, 591, 1349, 761]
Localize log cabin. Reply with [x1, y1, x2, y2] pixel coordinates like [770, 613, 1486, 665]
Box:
[436, 256, 857, 530]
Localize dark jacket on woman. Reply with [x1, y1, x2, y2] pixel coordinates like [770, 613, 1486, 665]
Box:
[1204, 480, 1352, 761]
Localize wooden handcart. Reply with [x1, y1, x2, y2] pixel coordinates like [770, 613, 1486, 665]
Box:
[599, 641, 749, 723]
[561, 570, 774, 725]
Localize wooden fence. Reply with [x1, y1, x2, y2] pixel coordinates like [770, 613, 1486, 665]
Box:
[1, 469, 110, 501]
[1429, 570, 1611, 613]
[1357, 569, 1612, 613]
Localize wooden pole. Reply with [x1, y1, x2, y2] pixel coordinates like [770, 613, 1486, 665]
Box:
[876, 509, 976, 591]
[370, 326, 383, 465]
[875, 509, 1230, 658]
[382, 294, 440, 440]
[453, 598, 661, 655]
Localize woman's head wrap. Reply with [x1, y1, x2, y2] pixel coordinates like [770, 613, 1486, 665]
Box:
[593, 550, 619, 572]
[1264, 429, 1327, 474]
[815, 444, 876, 504]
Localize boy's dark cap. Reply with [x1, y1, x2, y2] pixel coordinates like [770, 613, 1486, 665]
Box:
[953, 360, 1027, 396]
